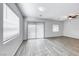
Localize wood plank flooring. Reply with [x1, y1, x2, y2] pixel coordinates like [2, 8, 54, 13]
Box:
[15, 36, 79, 56]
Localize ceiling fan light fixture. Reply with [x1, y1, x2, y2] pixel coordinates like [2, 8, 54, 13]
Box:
[68, 17, 72, 20]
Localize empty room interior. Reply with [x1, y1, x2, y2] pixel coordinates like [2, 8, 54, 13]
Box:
[0, 3, 79, 56]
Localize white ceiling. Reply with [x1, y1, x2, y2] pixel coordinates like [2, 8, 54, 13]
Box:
[18, 3, 79, 21]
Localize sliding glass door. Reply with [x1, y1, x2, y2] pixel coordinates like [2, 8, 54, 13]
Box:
[28, 23, 44, 39]
[28, 23, 36, 39]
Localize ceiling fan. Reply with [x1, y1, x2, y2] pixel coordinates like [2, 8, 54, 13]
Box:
[67, 13, 79, 20]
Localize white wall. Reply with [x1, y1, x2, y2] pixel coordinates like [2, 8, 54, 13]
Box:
[0, 3, 24, 56]
[0, 4, 3, 45]
[63, 18, 79, 39]
[24, 17, 64, 40]
[25, 17, 79, 39]
[45, 21, 64, 38]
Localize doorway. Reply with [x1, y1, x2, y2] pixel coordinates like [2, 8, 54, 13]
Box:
[28, 22, 44, 39]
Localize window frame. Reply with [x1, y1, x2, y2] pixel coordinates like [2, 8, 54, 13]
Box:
[52, 24, 59, 32]
[3, 4, 20, 44]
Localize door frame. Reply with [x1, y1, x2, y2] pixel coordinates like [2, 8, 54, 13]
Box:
[27, 21, 45, 39]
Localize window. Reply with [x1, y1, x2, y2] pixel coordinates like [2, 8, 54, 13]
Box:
[52, 24, 59, 32]
[3, 4, 20, 43]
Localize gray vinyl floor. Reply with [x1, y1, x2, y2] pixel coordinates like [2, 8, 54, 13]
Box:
[15, 36, 79, 56]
